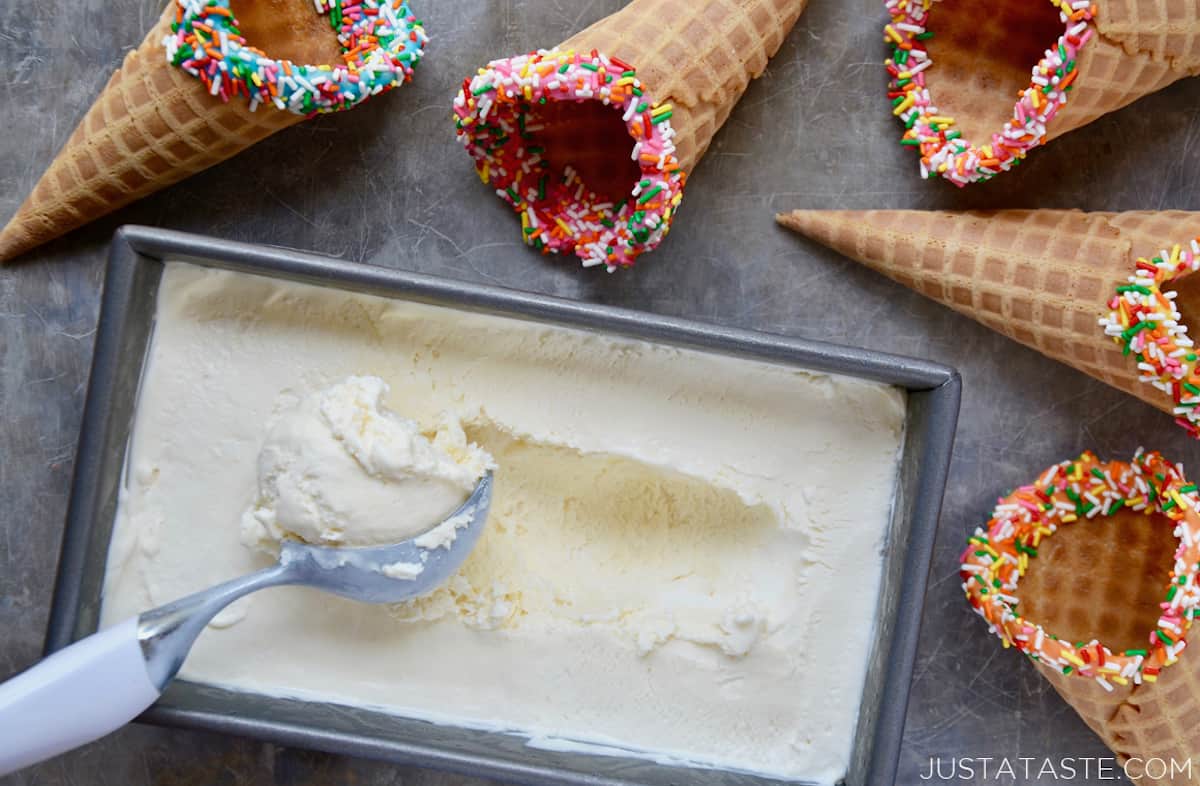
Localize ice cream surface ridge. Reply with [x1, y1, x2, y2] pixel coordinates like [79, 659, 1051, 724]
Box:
[101, 262, 906, 784]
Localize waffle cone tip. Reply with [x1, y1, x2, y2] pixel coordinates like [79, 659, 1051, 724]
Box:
[0, 217, 41, 263]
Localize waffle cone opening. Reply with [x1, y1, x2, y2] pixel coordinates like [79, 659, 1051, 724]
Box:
[886, 0, 1096, 185]
[526, 101, 644, 208]
[454, 50, 686, 270]
[227, 0, 344, 66]
[961, 452, 1200, 688]
[165, 0, 425, 114]
[1018, 507, 1178, 654]
[1173, 275, 1200, 328]
[921, 0, 1065, 146]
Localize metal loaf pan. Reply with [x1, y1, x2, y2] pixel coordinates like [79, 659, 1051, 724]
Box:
[44, 226, 960, 786]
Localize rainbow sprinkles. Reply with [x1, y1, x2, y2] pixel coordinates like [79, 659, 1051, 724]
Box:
[961, 451, 1200, 690]
[164, 0, 427, 115]
[1101, 239, 1200, 438]
[885, 0, 1096, 186]
[453, 50, 686, 271]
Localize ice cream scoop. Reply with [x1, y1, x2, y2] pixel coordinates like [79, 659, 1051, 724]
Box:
[0, 471, 493, 776]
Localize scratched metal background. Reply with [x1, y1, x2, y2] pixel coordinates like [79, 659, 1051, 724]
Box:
[4, 0, 1200, 784]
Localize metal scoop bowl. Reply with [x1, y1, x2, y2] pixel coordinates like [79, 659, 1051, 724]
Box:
[0, 472, 493, 776]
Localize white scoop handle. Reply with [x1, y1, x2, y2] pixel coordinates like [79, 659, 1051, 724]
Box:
[0, 617, 159, 775]
[0, 474, 494, 775]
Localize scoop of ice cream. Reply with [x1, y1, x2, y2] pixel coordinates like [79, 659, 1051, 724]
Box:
[241, 376, 493, 550]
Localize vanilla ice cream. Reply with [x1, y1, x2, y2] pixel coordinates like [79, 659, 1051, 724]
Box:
[241, 375, 492, 550]
[100, 262, 907, 784]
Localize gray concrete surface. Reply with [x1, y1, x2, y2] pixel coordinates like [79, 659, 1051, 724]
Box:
[4, 0, 1200, 783]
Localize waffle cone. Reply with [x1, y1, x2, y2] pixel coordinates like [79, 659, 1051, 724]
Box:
[453, 0, 807, 268]
[895, 0, 1200, 184]
[776, 209, 1200, 417]
[555, 0, 809, 173]
[962, 449, 1200, 784]
[1039, 641, 1200, 785]
[1050, 0, 1200, 139]
[0, 1, 337, 262]
[1023, 504, 1200, 783]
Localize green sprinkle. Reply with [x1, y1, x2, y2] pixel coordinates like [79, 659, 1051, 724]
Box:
[1121, 320, 1153, 339]
[472, 83, 494, 96]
